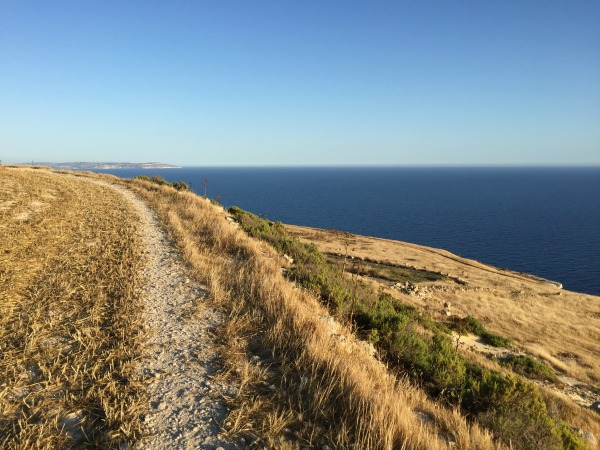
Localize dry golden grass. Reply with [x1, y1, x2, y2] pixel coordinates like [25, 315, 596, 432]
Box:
[0, 168, 146, 448]
[125, 178, 504, 449]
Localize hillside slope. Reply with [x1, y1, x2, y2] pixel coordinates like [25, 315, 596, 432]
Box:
[123, 174, 504, 449]
[2, 166, 597, 449]
[285, 225, 600, 387]
[283, 224, 600, 445]
[285, 225, 600, 392]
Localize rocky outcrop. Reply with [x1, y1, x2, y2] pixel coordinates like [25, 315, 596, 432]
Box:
[394, 281, 420, 295]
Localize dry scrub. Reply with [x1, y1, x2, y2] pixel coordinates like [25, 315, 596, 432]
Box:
[124, 178, 503, 449]
[285, 225, 600, 447]
[0, 168, 145, 448]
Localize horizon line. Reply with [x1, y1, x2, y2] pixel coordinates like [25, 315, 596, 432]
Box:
[11, 162, 600, 169]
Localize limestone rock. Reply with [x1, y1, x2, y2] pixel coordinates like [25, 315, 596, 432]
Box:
[582, 432, 597, 446]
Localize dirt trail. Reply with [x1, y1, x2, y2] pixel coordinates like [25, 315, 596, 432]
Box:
[99, 180, 241, 450]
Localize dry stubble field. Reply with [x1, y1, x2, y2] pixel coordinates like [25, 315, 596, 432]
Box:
[0, 167, 145, 448]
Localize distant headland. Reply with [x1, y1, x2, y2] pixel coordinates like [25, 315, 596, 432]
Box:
[37, 162, 181, 170]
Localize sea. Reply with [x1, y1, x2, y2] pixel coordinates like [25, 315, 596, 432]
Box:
[94, 167, 600, 297]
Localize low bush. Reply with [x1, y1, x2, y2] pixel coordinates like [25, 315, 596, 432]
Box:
[134, 175, 189, 191]
[502, 354, 558, 382]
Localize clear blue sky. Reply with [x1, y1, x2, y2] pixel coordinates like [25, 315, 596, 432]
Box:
[1, 1, 599, 166]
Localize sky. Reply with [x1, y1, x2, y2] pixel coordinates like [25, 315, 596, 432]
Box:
[1, 1, 599, 166]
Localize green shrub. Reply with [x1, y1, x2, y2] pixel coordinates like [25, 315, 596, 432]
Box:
[502, 354, 557, 382]
[171, 181, 190, 191]
[150, 175, 170, 185]
[392, 329, 430, 374]
[484, 333, 512, 347]
[428, 333, 467, 388]
[354, 295, 409, 334]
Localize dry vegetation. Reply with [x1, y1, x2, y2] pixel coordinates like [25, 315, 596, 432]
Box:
[285, 224, 600, 445]
[0, 167, 145, 448]
[3, 166, 597, 449]
[123, 176, 504, 449]
[285, 225, 600, 386]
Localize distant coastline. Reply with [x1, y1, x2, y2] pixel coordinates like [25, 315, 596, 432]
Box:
[37, 162, 181, 170]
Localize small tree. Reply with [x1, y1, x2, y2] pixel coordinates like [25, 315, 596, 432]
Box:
[349, 259, 365, 327]
[332, 230, 353, 275]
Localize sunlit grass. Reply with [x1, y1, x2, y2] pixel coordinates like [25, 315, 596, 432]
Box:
[0, 168, 146, 448]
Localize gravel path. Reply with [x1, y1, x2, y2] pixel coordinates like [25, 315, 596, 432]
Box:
[103, 181, 241, 450]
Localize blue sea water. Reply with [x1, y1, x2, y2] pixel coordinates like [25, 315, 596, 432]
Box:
[96, 167, 600, 296]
